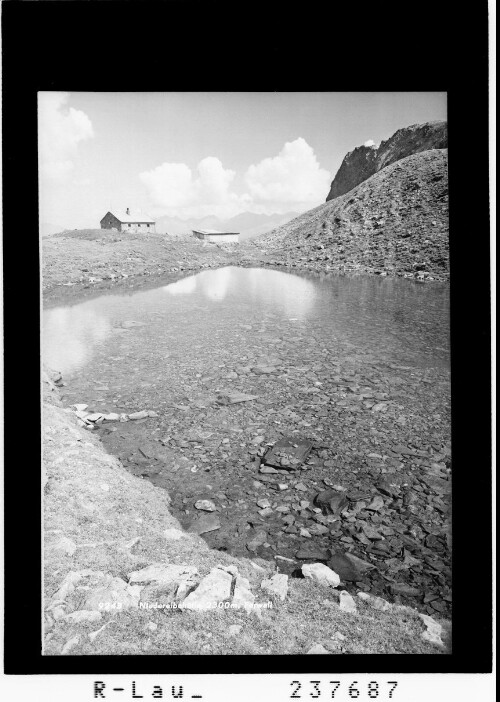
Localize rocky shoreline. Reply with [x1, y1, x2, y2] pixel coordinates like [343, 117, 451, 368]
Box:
[42, 219, 448, 308]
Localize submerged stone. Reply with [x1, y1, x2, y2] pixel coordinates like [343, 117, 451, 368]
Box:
[314, 490, 349, 516]
[187, 514, 221, 535]
[194, 499, 217, 512]
[263, 438, 313, 469]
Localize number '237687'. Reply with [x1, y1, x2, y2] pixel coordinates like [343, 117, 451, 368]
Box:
[290, 680, 398, 699]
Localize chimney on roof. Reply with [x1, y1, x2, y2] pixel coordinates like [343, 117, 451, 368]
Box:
[126, 207, 130, 215]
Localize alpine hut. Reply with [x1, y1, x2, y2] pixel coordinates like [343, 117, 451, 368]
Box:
[100, 208, 156, 233]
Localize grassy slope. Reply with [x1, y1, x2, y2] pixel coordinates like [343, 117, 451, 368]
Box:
[43, 376, 450, 656]
[256, 150, 449, 280]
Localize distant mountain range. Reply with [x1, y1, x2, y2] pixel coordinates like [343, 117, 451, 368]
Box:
[154, 211, 299, 240]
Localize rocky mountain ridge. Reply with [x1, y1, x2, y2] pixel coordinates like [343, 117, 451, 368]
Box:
[326, 121, 448, 201]
[257, 149, 449, 280]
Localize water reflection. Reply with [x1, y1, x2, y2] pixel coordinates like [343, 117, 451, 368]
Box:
[163, 275, 197, 296]
[162, 266, 317, 316]
[200, 267, 232, 302]
[43, 306, 112, 375]
[246, 268, 316, 318]
[43, 266, 449, 378]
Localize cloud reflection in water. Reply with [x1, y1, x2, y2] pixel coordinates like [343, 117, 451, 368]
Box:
[43, 306, 112, 376]
[162, 266, 316, 317]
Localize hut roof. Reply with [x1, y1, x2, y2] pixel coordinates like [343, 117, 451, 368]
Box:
[192, 229, 239, 235]
[105, 209, 156, 224]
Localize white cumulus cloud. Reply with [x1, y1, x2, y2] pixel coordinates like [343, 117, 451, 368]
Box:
[140, 161, 194, 208]
[244, 138, 331, 210]
[140, 157, 249, 219]
[38, 92, 94, 179]
[140, 138, 331, 219]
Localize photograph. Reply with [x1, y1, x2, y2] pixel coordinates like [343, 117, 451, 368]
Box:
[1, 1, 493, 697]
[40, 91, 454, 657]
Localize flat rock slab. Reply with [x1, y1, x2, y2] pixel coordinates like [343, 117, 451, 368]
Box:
[263, 438, 313, 469]
[217, 392, 259, 405]
[128, 410, 153, 420]
[251, 366, 277, 375]
[328, 552, 375, 582]
[295, 543, 330, 561]
[259, 465, 280, 474]
[128, 563, 198, 588]
[181, 568, 232, 610]
[390, 582, 422, 597]
[187, 513, 221, 535]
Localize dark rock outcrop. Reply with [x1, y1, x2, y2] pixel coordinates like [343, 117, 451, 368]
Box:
[326, 121, 447, 201]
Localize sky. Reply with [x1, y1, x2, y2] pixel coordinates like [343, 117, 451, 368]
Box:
[38, 92, 447, 229]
